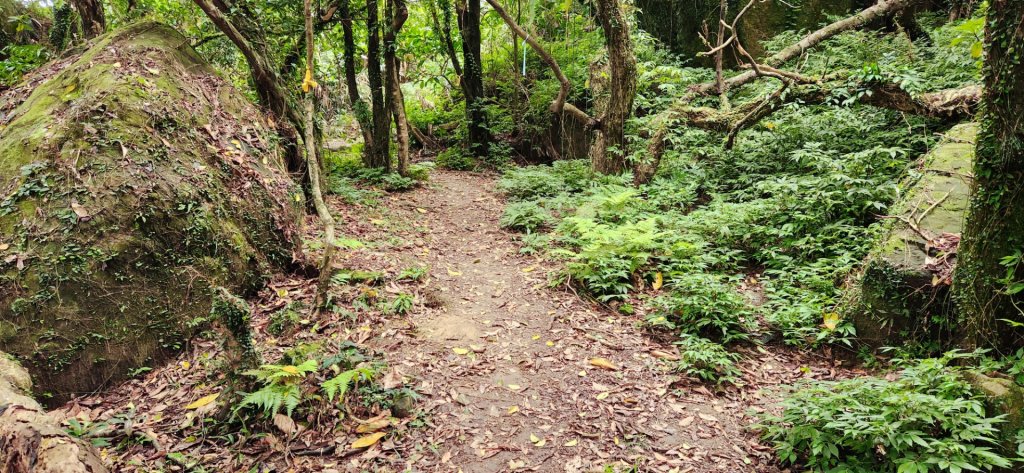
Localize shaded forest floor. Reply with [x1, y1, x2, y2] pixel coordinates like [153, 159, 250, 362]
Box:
[57, 171, 863, 472]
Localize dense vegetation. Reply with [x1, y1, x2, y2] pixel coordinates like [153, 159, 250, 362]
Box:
[2, 0, 1023, 471]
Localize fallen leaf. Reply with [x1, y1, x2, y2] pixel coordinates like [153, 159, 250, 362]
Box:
[507, 405, 519, 415]
[356, 418, 390, 433]
[351, 431, 386, 449]
[415, 208, 427, 214]
[273, 414, 297, 436]
[563, 439, 578, 447]
[185, 393, 219, 410]
[596, 391, 610, 400]
[589, 357, 618, 371]
[452, 347, 470, 355]
[653, 272, 664, 291]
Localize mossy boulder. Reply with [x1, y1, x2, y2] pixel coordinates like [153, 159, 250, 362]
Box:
[0, 22, 304, 403]
[846, 123, 977, 349]
[965, 372, 1024, 461]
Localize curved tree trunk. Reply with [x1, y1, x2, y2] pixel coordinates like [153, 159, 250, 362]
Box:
[191, 0, 306, 176]
[953, 0, 1024, 351]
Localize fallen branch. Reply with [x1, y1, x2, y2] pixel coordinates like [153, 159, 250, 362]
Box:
[691, 0, 923, 95]
[485, 0, 597, 128]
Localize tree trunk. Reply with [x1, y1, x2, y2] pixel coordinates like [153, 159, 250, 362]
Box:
[340, 0, 375, 160]
[953, 0, 1024, 351]
[385, 0, 411, 176]
[71, 0, 105, 39]
[590, 0, 637, 175]
[365, 0, 392, 170]
[303, 0, 336, 313]
[456, 0, 490, 157]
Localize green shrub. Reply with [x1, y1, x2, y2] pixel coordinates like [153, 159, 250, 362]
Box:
[0, 44, 47, 86]
[645, 274, 755, 343]
[758, 352, 1015, 473]
[497, 160, 592, 200]
[435, 147, 476, 170]
[500, 201, 552, 232]
[673, 334, 741, 385]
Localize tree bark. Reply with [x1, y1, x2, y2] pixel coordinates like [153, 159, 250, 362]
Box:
[71, 0, 105, 39]
[385, 0, 411, 176]
[365, 0, 392, 170]
[953, 0, 1024, 351]
[589, 0, 637, 175]
[429, 0, 463, 80]
[456, 0, 490, 157]
[303, 0, 336, 313]
[339, 0, 375, 160]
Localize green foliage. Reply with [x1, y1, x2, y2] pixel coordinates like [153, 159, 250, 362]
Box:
[381, 293, 415, 315]
[322, 366, 375, 402]
[645, 274, 755, 343]
[397, 265, 428, 281]
[435, 147, 476, 171]
[673, 334, 741, 385]
[500, 201, 552, 232]
[0, 44, 46, 86]
[239, 360, 318, 417]
[758, 353, 1016, 473]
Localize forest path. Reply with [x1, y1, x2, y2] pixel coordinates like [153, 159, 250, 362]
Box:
[340, 171, 819, 472]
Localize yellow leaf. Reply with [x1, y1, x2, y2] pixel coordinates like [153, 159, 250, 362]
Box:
[535, 438, 547, 447]
[522, 265, 537, 273]
[185, 392, 219, 410]
[578, 370, 587, 377]
[564, 439, 578, 447]
[351, 431, 386, 449]
[447, 267, 462, 276]
[506, 384, 521, 391]
[653, 272, 664, 291]
[415, 208, 427, 214]
[545, 340, 554, 347]
[276, 288, 288, 298]
[589, 357, 618, 371]
[529, 433, 540, 443]
[531, 334, 541, 341]
[355, 418, 390, 433]
[822, 312, 841, 331]
[452, 347, 470, 355]
[507, 405, 519, 415]
[181, 361, 191, 370]
[596, 391, 610, 400]
[282, 365, 299, 374]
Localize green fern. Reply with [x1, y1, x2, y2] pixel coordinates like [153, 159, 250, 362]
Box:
[238, 360, 318, 416]
[322, 367, 375, 403]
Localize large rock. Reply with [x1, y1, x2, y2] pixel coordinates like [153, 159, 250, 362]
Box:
[965, 372, 1024, 464]
[846, 123, 976, 348]
[0, 352, 107, 472]
[0, 22, 304, 403]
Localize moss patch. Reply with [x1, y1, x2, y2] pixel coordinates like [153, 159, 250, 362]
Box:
[847, 123, 977, 350]
[0, 22, 303, 404]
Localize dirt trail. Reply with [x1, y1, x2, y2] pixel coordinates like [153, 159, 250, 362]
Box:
[348, 171, 839, 472]
[58, 170, 849, 473]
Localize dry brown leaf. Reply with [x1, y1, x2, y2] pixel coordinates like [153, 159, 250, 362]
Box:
[273, 413, 297, 436]
[355, 418, 390, 433]
[589, 357, 618, 371]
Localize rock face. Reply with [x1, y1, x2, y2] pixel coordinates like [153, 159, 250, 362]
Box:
[0, 22, 304, 403]
[965, 372, 1024, 463]
[0, 352, 107, 472]
[846, 123, 976, 348]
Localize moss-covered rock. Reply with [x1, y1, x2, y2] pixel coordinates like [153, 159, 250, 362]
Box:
[0, 22, 304, 403]
[965, 372, 1024, 461]
[846, 123, 977, 349]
